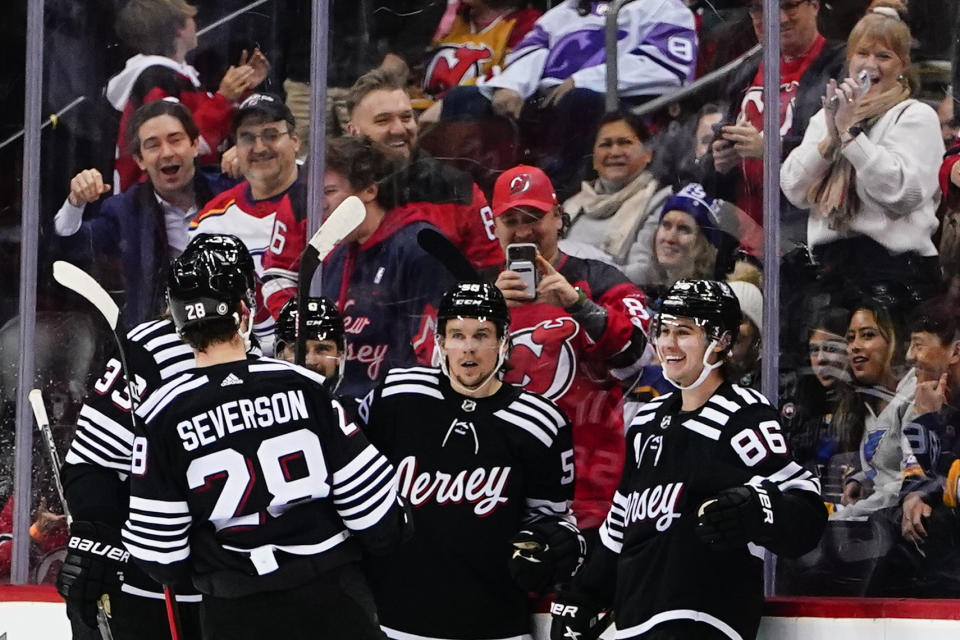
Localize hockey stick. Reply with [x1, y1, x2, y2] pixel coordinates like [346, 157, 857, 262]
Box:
[416, 227, 481, 282]
[30, 388, 116, 640]
[28, 389, 69, 522]
[52, 261, 183, 640]
[295, 195, 366, 366]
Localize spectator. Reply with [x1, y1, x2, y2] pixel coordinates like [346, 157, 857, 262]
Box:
[643, 183, 726, 296]
[492, 164, 651, 533]
[832, 297, 921, 519]
[940, 139, 960, 290]
[108, 0, 268, 190]
[780, 1, 945, 302]
[344, 68, 504, 277]
[53, 100, 225, 329]
[442, 0, 698, 196]
[703, 0, 845, 247]
[782, 307, 852, 488]
[193, 93, 303, 352]
[727, 278, 763, 389]
[937, 90, 959, 147]
[417, 0, 541, 117]
[559, 111, 672, 279]
[319, 137, 453, 399]
[900, 300, 960, 535]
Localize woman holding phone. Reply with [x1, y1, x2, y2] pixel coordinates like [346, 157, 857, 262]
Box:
[780, 0, 944, 301]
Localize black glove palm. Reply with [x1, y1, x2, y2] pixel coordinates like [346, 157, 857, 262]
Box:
[57, 521, 128, 628]
[509, 519, 586, 594]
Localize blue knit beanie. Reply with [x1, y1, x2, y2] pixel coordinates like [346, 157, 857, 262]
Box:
[660, 183, 723, 249]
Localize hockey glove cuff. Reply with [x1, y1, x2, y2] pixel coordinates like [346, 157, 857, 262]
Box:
[56, 521, 128, 628]
[696, 481, 781, 551]
[549, 589, 610, 640]
[509, 519, 586, 594]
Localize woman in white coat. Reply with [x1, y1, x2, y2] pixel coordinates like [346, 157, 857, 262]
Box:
[780, 0, 944, 300]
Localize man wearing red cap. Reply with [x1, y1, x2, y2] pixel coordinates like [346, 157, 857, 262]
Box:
[492, 164, 652, 535]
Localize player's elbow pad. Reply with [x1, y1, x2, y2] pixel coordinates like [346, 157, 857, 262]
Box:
[356, 495, 414, 556]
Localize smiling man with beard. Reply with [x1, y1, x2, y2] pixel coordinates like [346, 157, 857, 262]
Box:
[54, 99, 226, 329]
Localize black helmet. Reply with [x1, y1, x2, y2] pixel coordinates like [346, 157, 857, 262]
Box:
[655, 279, 741, 348]
[167, 234, 256, 333]
[437, 282, 510, 337]
[274, 296, 345, 357]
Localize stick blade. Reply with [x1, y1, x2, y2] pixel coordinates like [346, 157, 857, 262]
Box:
[53, 260, 120, 330]
[417, 228, 481, 282]
[28, 388, 49, 427]
[307, 195, 366, 261]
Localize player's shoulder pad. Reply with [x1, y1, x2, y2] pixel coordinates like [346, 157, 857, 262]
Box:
[380, 366, 445, 400]
[495, 390, 568, 448]
[124, 318, 194, 378]
[135, 369, 208, 425]
[626, 392, 674, 432]
[701, 384, 779, 436]
[248, 356, 328, 387]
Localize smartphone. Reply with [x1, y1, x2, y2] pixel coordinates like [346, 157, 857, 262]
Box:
[506, 243, 539, 300]
[827, 70, 872, 110]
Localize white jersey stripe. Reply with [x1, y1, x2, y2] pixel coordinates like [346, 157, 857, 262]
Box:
[493, 410, 552, 447]
[682, 419, 721, 440]
[129, 496, 190, 515]
[332, 444, 379, 484]
[615, 609, 742, 640]
[516, 393, 567, 430]
[382, 625, 532, 640]
[382, 384, 444, 400]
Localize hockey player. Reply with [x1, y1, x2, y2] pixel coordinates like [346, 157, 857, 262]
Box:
[191, 92, 303, 351]
[550, 280, 827, 640]
[122, 233, 408, 640]
[492, 165, 651, 534]
[57, 236, 260, 639]
[359, 281, 585, 640]
[273, 296, 346, 387]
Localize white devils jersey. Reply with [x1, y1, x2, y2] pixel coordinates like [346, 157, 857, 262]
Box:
[358, 367, 575, 640]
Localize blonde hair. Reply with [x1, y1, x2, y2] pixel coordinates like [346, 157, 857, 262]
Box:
[647, 221, 717, 286]
[847, 0, 911, 69]
[116, 0, 197, 56]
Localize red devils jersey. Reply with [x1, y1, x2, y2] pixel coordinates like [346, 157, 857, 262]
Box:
[503, 253, 650, 529]
[423, 7, 541, 97]
[734, 34, 826, 224]
[192, 180, 307, 352]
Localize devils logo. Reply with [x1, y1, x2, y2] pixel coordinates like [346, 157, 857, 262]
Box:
[504, 317, 579, 400]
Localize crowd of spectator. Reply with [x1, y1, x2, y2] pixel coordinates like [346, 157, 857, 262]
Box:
[3, 0, 960, 605]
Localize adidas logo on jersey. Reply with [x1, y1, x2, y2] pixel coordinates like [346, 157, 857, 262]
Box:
[623, 482, 684, 532]
[221, 373, 244, 387]
[395, 455, 511, 516]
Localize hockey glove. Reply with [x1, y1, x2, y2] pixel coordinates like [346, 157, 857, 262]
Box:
[57, 521, 128, 628]
[509, 519, 586, 594]
[696, 482, 779, 551]
[549, 589, 610, 640]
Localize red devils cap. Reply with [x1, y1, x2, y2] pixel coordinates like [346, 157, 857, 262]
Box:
[492, 165, 558, 217]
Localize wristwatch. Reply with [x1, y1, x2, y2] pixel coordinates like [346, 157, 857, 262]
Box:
[840, 125, 863, 145]
[564, 286, 588, 313]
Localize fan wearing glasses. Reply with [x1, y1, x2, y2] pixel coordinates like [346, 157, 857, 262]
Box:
[190, 93, 305, 354]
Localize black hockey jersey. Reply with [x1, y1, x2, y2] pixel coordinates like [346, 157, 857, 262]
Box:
[123, 357, 406, 598]
[358, 367, 575, 640]
[62, 318, 202, 602]
[577, 383, 825, 640]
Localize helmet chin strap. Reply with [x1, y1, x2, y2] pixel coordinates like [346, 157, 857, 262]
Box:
[658, 338, 724, 391]
[437, 335, 508, 397]
[234, 308, 253, 353]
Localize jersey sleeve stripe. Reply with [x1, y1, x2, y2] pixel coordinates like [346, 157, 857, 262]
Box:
[76, 406, 135, 445]
[121, 528, 189, 549]
[154, 344, 193, 364]
[382, 384, 444, 400]
[506, 400, 560, 436]
[331, 444, 380, 483]
[698, 407, 730, 426]
[710, 395, 741, 413]
[631, 411, 658, 426]
[681, 419, 721, 440]
[525, 497, 572, 517]
[384, 371, 440, 386]
[129, 496, 190, 514]
[128, 319, 166, 341]
[70, 428, 131, 465]
[599, 520, 623, 554]
[66, 440, 130, 472]
[125, 520, 191, 537]
[340, 485, 399, 531]
[143, 331, 182, 351]
[333, 465, 395, 513]
[493, 410, 553, 447]
[123, 539, 191, 565]
[517, 393, 567, 429]
[731, 385, 759, 405]
[159, 359, 197, 379]
[331, 450, 383, 495]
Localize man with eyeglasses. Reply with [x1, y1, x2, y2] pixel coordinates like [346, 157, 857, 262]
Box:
[192, 93, 304, 353]
[702, 0, 845, 245]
